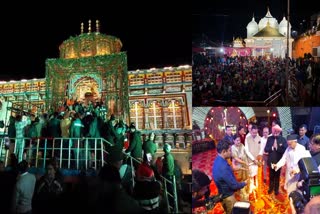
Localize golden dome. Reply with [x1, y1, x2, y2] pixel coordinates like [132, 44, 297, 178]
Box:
[253, 22, 284, 37]
[59, 21, 123, 59]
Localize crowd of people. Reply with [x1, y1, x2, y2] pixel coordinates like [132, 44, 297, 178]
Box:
[192, 121, 320, 214]
[192, 53, 320, 105]
[0, 99, 187, 213]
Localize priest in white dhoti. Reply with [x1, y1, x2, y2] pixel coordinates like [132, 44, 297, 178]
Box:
[273, 134, 311, 196]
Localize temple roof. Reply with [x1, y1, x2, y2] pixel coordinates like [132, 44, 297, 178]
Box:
[247, 16, 258, 29]
[59, 20, 123, 59]
[253, 22, 284, 37]
[258, 7, 279, 30]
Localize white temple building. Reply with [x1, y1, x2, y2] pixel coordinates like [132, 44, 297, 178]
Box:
[245, 8, 294, 58]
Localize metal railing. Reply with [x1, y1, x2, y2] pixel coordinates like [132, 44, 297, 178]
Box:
[0, 137, 107, 170]
[0, 136, 179, 213]
[264, 89, 282, 106]
[203, 89, 283, 107]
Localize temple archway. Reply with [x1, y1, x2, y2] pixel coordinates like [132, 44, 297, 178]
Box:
[72, 76, 101, 104]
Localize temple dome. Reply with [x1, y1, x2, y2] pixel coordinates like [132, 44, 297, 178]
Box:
[279, 16, 291, 37]
[59, 20, 123, 59]
[258, 8, 279, 30]
[279, 16, 291, 28]
[247, 17, 258, 29]
[247, 17, 259, 38]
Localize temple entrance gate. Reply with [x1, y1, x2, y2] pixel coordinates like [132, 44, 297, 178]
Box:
[45, 27, 129, 122]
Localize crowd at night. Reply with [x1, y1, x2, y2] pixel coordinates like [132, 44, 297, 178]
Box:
[192, 53, 320, 106]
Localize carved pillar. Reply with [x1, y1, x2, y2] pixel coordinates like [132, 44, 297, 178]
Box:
[162, 100, 169, 129]
[180, 99, 187, 129]
[144, 103, 149, 130]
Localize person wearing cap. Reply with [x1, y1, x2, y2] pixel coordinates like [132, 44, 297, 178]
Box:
[107, 146, 124, 170]
[104, 114, 119, 146]
[162, 143, 175, 211]
[125, 122, 142, 168]
[264, 124, 287, 195]
[162, 143, 175, 179]
[272, 134, 311, 196]
[133, 161, 161, 212]
[142, 132, 157, 164]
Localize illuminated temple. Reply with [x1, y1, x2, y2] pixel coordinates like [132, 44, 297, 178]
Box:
[0, 20, 192, 173]
[245, 8, 294, 58]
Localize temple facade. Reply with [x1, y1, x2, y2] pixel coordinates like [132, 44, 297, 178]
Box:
[0, 20, 192, 143]
[245, 8, 294, 58]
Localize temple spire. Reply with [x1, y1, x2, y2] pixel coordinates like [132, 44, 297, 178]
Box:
[266, 6, 272, 17]
[96, 20, 100, 34]
[81, 22, 84, 34]
[88, 20, 92, 34]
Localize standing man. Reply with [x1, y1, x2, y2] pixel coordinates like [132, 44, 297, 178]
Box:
[245, 125, 261, 163]
[244, 125, 261, 192]
[125, 122, 142, 168]
[223, 125, 234, 144]
[259, 126, 270, 183]
[298, 124, 309, 150]
[273, 134, 311, 196]
[12, 160, 36, 214]
[309, 133, 320, 167]
[212, 139, 247, 214]
[15, 115, 31, 162]
[162, 143, 175, 212]
[142, 132, 157, 164]
[264, 125, 287, 195]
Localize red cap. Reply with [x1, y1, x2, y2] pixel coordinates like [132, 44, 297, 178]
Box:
[136, 163, 154, 181]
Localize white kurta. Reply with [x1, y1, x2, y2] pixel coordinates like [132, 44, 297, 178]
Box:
[275, 143, 311, 195]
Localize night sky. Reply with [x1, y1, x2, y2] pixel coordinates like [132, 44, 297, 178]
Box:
[193, 0, 320, 44]
[0, 3, 190, 81]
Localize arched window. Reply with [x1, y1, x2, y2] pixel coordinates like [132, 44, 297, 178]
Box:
[130, 101, 144, 130]
[148, 101, 162, 130]
[167, 100, 182, 129]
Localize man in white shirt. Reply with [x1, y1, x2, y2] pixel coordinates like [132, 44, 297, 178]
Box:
[273, 134, 311, 196]
[245, 125, 261, 193]
[12, 160, 36, 214]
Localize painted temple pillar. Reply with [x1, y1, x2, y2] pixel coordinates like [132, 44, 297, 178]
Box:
[144, 104, 149, 130]
[181, 101, 187, 129]
[162, 102, 169, 129]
